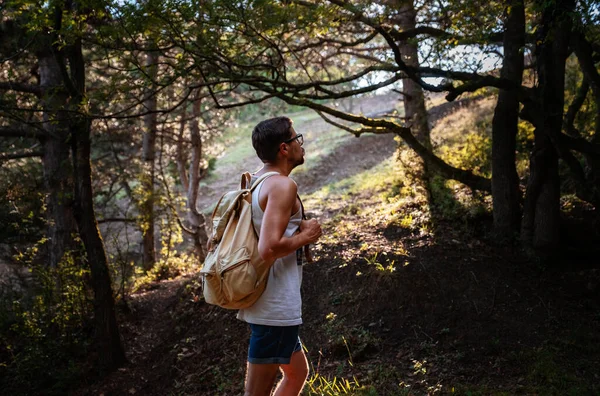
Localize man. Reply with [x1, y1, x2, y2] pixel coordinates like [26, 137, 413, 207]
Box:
[238, 116, 322, 396]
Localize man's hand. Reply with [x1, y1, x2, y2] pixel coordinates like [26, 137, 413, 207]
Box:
[299, 219, 322, 244]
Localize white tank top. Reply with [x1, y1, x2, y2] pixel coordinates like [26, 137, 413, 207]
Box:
[236, 174, 303, 326]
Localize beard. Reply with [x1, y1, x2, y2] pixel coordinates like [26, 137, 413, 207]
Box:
[293, 156, 304, 168]
[297, 148, 305, 165]
[292, 148, 305, 168]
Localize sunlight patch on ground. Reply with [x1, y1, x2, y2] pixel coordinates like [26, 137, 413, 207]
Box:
[304, 150, 430, 232]
[304, 151, 431, 269]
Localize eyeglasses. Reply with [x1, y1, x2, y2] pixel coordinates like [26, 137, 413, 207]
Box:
[283, 133, 303, 146]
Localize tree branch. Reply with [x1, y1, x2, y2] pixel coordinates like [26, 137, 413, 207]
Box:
[316, 111, 386, 136]
[241, 81, 491, 191]
[573, 33, 600, 92]
[285, 30, 379, 53]
[293, 0, 531, 103]
[558, 133, 600, 156]
[563, 77, 589, 137]
[97, 218, 137, 224]
[573, 32, 600, 142]
[294, 73, 405, 100]
[0, 127, 46, 139]
[0, 82, 41, 97]
[0, 150, 43, 161]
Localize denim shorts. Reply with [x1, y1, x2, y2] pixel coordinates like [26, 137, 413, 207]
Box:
[248, 324, 302, 364]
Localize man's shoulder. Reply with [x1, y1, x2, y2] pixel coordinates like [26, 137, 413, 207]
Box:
[261, 174, 297, 196]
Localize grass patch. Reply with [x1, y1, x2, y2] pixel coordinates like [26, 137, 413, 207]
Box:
[206, 110, 350, 181]
[208, 121, 258, 169]
[213, 140, 256, 169]
[305, 374, 370, 395]
[291, 109, 322, 124]
[304, 155, 399, 206]
[429, 175, 489, 222]
[304, 147, 432, 237]
[504, 344, 598, 395]
[432, 97, 494, 179]
[526, 348, 582, 394]
[295, 129, 350, 174]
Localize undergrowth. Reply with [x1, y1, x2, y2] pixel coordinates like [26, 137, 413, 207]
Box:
[0, 244, 93, 396]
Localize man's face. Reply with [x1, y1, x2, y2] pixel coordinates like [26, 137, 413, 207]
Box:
[286, 126, 305, 167]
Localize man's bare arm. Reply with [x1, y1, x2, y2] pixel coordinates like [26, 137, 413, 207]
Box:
[257, 176, 321, 263]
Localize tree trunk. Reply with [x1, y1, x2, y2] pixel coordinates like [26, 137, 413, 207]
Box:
[393, 0, 434, 205]
[521, 0, 574, 258]
[38, 48, 76, 268]
[572, 33, 600, 225]
[69, 37, 126, 370]
[491, 0, 524, 241]
[141, 51, 158, 271]
[591, 95, 600, 230]
[187, 99, 209, 261]
[176, 108, 189, 192]
[175, 100, 209, 261]
[561, 75, 600, 208]
[396, 1, 431, 150]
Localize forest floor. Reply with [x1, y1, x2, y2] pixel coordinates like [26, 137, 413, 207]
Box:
[76, 95, 600, 395]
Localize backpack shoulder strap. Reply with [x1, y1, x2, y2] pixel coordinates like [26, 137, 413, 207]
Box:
[249, 171, 280, 192]
[297, 196, 313, 263]
[240, 172, 252, 189]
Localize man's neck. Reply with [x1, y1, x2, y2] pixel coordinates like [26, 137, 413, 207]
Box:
[260, 163, 292, 176]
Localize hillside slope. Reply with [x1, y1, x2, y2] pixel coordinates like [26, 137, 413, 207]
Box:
[77, 97, 600, 396]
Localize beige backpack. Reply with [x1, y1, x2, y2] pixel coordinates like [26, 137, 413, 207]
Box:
[200, 172, 279, 309]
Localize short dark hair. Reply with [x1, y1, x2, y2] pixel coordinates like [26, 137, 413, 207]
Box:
[252, 117, 294, 162]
